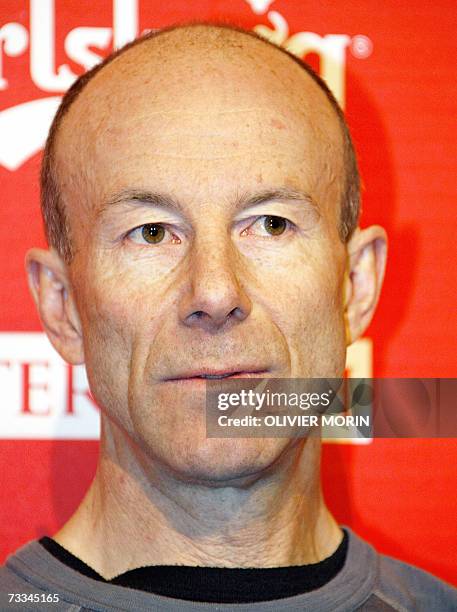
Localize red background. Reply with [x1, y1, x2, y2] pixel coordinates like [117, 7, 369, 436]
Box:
[1, 0, 456, 586]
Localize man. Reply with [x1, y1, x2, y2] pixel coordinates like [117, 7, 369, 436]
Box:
[1, 22, 455, 611]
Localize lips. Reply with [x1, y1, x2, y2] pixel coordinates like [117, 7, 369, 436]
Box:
[164, 368, 267, 382]
[198, 373, 240, 380]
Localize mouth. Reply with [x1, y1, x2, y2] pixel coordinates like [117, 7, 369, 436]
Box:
[164, 369, 268, 382]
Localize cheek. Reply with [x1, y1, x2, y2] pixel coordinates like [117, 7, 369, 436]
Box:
[249, 243, 346, 374]
[80, 276, 134, 350]
[73, 241, 187, 382]
[72, 263, 161, 424]
[76, 255, 161, 336]
[78, 283, 132, 421]
[252, 241, 344, 319]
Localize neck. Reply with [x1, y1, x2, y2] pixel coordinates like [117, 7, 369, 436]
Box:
[54, 418, 342, 580]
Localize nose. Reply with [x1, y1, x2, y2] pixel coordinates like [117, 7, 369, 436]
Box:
[179, 240, 252, 332]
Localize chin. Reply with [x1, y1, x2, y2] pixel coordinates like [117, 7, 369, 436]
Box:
[143, 433, 294, 487]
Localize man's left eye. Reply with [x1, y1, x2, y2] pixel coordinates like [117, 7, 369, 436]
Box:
[127, 223, 181, 245]
[241, 215, 291, 237]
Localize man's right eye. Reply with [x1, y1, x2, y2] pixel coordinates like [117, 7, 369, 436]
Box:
[127, 223, 181, 245]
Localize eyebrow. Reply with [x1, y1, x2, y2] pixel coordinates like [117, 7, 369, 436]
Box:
[234, 187, 319, 214]
[98, 190, 184, 218]
[99, 187, 319, 218]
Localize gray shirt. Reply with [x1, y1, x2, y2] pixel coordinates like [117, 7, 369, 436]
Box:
[1, 528, 456, 611]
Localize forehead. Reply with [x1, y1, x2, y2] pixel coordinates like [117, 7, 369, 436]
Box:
[56, 27, 343, 217]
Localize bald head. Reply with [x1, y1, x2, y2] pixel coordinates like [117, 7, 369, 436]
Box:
[41, 23, 359, 262]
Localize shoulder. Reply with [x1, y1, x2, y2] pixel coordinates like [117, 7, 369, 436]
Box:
[0, 542, 41, 591]
[344, 529, 457, 612]
[374, 552, 457, 610]
[0, 557, 29, 591]
[0, 540, 79, 611]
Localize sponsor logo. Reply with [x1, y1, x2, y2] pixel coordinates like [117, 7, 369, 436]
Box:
[0, 0, 371, 170]
[0, 333, 99, 439]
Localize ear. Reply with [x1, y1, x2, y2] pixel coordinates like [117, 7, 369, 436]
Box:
[344, 225, 387, 345]
[25, 248, 85, 365]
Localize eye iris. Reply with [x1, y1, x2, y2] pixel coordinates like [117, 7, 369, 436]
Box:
[264, 216, 286, 235]
[142, 224, 165, 243]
